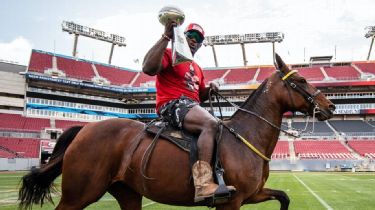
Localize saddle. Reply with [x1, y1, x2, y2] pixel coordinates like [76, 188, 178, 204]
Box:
[146, 121, 194, 152]
[146, 121, 199, 166]
[144, 119, 234, 206]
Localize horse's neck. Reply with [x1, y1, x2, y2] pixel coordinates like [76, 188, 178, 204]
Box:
[228, 92, 284, 157]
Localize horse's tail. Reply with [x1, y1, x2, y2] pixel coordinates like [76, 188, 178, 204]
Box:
[18, 126, 83, 210]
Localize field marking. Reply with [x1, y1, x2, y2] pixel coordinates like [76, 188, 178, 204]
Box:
[0, 189, 18, 193]
[0, 175, 24, 178]
[142, 201, 156, 208]
[293, 174, 333, 210]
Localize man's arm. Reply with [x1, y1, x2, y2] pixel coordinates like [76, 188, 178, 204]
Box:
[142, 21, 176, 76]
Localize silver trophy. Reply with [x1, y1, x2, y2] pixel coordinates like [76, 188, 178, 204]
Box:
[158, 6, 193, 65]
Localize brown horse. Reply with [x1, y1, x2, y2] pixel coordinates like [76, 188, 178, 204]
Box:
[19, 54, 335, 210]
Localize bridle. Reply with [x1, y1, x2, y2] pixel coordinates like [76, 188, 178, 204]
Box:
[278, 69, 323, 133]
[279, 69, 322, 111]
[208, 69, 325, 161]
[209, 69, 323, 137]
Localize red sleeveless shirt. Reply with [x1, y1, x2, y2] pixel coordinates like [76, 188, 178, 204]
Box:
[155, 48, 206, 113]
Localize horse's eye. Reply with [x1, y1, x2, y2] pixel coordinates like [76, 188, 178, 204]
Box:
[300, 78, 307, 83]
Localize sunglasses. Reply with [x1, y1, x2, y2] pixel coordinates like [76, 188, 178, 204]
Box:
[185, 31, 204, 44]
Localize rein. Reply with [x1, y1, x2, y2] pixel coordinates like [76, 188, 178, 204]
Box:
[208, 89, 299, 138]
[220, 122, 271, 161]
[207, 70, 323, 161]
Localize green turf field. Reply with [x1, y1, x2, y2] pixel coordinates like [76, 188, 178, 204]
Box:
[0, 171, 374, 210]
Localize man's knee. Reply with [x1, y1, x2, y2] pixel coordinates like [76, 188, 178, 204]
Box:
[203, 118, 218, 133]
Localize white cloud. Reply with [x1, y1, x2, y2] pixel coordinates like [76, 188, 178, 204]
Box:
[45, 0, 375, 69]
[0, 37, 33, 65]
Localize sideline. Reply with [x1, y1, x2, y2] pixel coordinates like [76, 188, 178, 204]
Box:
[293, 174, 333, 210]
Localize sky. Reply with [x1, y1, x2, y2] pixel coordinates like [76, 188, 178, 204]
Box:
[0, 0, 374, 70]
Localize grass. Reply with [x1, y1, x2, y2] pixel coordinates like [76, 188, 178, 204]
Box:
[0, 171, 374, 209]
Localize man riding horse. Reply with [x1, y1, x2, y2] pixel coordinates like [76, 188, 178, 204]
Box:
[142, 21, 236, 202]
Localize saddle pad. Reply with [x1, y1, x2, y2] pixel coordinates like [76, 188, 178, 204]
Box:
[146, 121, 196, 152]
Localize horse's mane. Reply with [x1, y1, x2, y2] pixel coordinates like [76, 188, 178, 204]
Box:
[230, 78, 269, 119]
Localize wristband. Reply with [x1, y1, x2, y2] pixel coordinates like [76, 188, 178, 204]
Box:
[162, 34, 171, 41]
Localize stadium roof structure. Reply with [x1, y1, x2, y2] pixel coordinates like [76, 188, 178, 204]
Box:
[310, 56, 333, 62]
[0, 61, 26, 74]
[309, 56, 333, 66]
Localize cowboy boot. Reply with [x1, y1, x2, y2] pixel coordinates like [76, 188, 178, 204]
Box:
[192, 160, 236, 202]
[192, 160, 218, 202]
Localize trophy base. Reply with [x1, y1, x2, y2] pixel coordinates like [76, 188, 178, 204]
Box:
[173, 52, 193, 66]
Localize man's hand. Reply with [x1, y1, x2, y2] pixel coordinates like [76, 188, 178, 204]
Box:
[164, 20, 177, 40]
[209, 81, 220, 92]
[200, 81, 220, 102]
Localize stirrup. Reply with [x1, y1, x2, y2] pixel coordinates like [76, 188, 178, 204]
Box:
[212, 168, 236, 205]
[212, 184, 236, 205]
[195, 185, 236, 207]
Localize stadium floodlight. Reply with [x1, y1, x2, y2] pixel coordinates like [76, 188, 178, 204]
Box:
[365, 26, 375, 38]
[62, 21, 126, 64]
[203, 32, 284, 67]
[204, 32, 284, 45]
[365, 26, 375, 60]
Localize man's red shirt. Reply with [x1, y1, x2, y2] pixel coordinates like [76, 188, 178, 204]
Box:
[155, 48, 206, 113]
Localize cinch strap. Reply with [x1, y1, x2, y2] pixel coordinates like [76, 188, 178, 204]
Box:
[282, 70, 298, 81]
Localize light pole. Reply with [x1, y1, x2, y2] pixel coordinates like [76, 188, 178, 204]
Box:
[62, 21, 126, 64]
[203, 32, 284, 67]
[365, 26, 375, 61]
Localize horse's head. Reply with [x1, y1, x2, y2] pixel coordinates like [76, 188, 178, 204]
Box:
[271, 53, 335, 121]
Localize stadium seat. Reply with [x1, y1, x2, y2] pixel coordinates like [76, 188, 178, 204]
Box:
[294, 140, 354, 159]
[223, 67, 257, 84]
[323, 66, 360, 80]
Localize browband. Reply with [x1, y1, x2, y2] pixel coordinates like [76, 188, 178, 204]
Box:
[282, 70, 298, 81]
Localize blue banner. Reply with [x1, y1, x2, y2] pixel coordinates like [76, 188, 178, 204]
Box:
[26, 73, 156, 94]
[26, 103, 158, 119]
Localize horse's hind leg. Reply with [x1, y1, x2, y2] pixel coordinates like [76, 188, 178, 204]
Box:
[108, 182, 142, 210]
[246, 188, 290, 210]
[55, 178, 108, 210]
[56, 181, 108, 210]
[55, 164, 110, 209]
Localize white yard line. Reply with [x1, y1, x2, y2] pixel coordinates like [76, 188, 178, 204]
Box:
[99, 198, 156, 208]
[293, 174, 333, 210]
[0, 176, 24, 178]
[142, 201, 156, 208]
[0, 189, 18, 193]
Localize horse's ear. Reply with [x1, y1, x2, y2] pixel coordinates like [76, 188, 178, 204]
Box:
[274, 53, 290, 73]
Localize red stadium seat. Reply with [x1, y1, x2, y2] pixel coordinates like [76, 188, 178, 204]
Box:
[0, 137, 40, 158]
[132, 72, 156, 87]
[0, 113, 50, 132]
[28, 51, 53, 73]
[56, 56, 96, 80]
[202, 69, 228, 84]
[224, 67, 257, 84]
[294, 140, 354, 159]
[323, 66, 360, 80]
[348, 140, 375, 159]
[95, 65, 137, 86]
[271, 141, 290, 159]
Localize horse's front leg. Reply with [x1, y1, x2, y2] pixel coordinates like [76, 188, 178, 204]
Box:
[244, 188, 290, 210]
